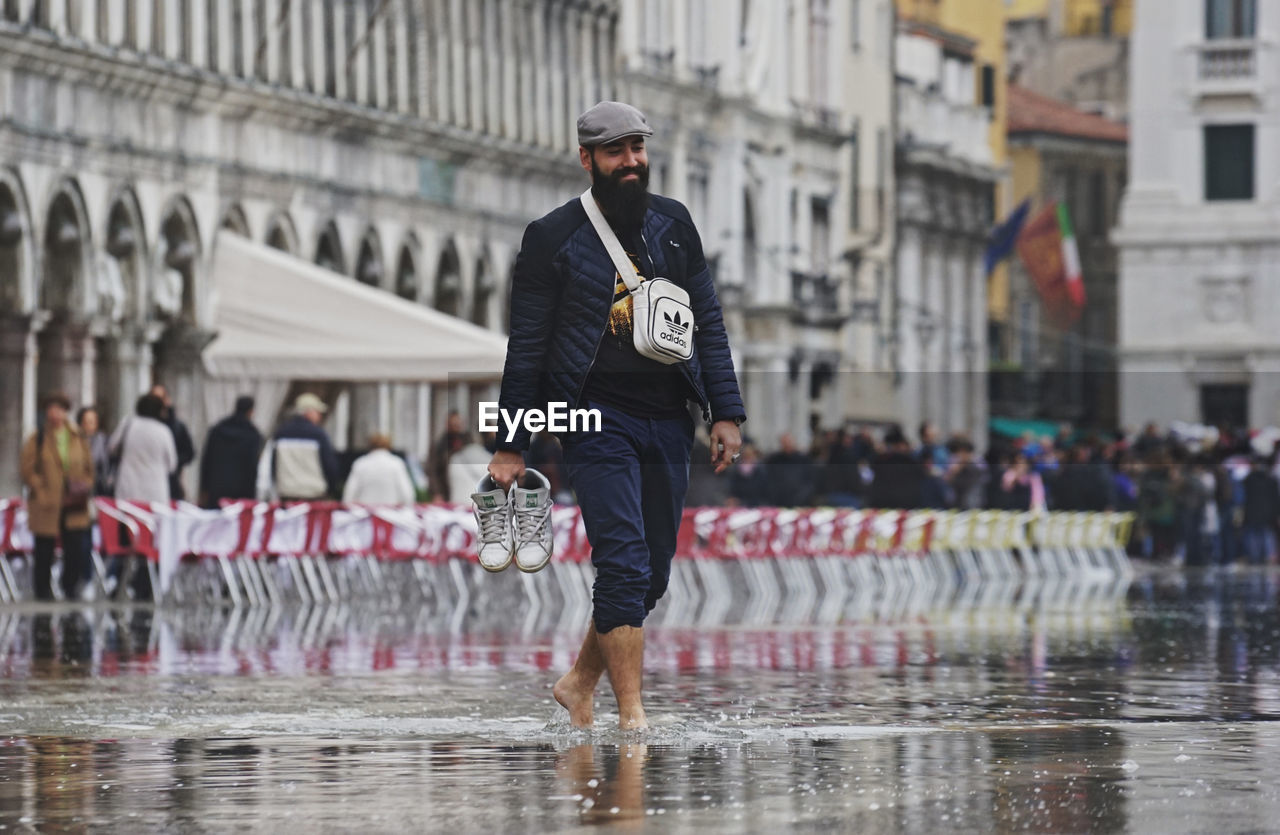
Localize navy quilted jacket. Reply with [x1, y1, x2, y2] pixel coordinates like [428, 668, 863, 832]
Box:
[496, 193, 746, 452]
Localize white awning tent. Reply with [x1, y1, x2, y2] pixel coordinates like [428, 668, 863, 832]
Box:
[203, 233, 508, 382]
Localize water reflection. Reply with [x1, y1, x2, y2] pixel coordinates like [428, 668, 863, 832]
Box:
[1, 570, 1280, 829]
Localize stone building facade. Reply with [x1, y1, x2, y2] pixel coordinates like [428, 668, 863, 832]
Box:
[0, 0, 618, 496]
[0, 1, 870, 495]
[893, 20, 999, 449]
[615, 1, 885, 447]
[1116, 0, 1280, 431]
[1004, 84, 1127, 431]
[1006, 0, 1131, 121]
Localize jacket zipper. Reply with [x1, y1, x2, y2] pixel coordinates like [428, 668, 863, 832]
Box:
[575, 313, 611, 410]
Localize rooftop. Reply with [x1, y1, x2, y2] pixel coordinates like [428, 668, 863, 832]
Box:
[1007, 84, 1128, 143]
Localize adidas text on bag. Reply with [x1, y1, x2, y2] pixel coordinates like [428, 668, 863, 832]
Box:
[580, 190, 695, 365]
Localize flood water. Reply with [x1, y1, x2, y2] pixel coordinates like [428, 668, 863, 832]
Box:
[3, 568, 1280, 831]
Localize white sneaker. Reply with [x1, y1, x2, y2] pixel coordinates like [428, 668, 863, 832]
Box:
[511, 468, 554, 573]
[471, 475, 513, 572]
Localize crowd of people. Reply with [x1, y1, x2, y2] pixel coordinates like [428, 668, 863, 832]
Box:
[18, 387, 425, 601]
[678, 420, 1280, 568]
[20, 386, 1280, 602]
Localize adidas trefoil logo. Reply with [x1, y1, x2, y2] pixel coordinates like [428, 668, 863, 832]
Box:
[525, 493, 538, 508]
[663, 311, 689, 333]
[482, 496, 496, 508]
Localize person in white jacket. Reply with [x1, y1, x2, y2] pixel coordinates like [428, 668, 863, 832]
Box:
[110, 393, 178, 504]
[342, 433, 416, 506]
[106, 392, 178, 599]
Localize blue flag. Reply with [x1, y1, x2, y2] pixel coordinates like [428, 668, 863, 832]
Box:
[983, 198, 1031, 276]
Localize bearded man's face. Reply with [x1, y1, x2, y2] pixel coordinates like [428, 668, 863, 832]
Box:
[588, 136, 650, 229]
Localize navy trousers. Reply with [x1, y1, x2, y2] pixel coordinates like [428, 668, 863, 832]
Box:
[561, 401, 694, 634]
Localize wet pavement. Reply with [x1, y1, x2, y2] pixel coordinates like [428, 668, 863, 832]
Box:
[3, 569, 1280, 831]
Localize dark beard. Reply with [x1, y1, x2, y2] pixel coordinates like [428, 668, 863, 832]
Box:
[590, 155, 650, 231]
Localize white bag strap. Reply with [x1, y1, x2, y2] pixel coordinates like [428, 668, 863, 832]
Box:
[580, 189, 642, 293]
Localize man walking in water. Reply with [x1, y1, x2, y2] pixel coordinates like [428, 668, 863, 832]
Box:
[487, 102, 746, 729]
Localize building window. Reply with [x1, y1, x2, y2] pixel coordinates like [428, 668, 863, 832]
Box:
[808, 0, 831, 107]
[875, 126, 887, 223]
[1204, 124, 1254, 201]
[811, 198, 830, 272]
[1114, 172, 1127, 227]
[980, 64, 996, 109]
[688, 170, 709, 229]
[849, 129, 860, 231]
[1206, 0, 1256, 39]
[1090, 170, 1108, 236]
[1200, 383, 1248, 429]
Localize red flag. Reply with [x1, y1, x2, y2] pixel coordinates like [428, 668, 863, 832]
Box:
[1016, 202, 1085, 329]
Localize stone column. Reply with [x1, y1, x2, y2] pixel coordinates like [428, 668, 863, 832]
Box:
[78, 0, 97, 43]
[672, 0, 689, 83]
[352, 0, 370, 104]
[429, 0, 449, 123]
[549, 4, 566, 151]
[189, 0, 208, 67]
[791, 359, 812, 449]
[152, 325, 216, 499]
[483, 0, 500, 131]
[506, 0, 527, 140]
[393, 0, 411, 112]
[137, 0, 154, 52]
[0, 317, 35, 497]
[501, 0, 520, 140]
[466, 0, 484, 132]
[563, 3, 581, 125]
[215, 0, 235, 74]
[413, 0, 431, 116]
[162, 0, 181, 59]
[372, 3, 389, 109]
[264, 0, 280, 83]
[310, 0, 327, 93]
[240, 0, 257, 78]
[449, 0, 467, 128]
[35, 323, 96, 414]
[350, 383, 383, 451]
[532, 0, 549, 146]
[288, 0, 305, 87]
[333, 0, 349, 99]
[105, 328, 157, 428]
[767, 355, 790, 449]
[48, 0, 68, 34]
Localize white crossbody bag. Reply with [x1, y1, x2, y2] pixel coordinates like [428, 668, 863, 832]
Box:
[580, 190, 695, 365]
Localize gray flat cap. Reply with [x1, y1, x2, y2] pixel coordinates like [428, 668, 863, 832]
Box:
[577, 101, 653, 147]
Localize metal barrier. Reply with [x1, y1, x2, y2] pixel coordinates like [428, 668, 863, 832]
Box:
[0, 499, 1134, 607]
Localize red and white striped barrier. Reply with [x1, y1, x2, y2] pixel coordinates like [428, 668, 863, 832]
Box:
[0, 499, 1134, 605]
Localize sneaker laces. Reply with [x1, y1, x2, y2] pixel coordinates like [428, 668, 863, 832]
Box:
[475, 505, 508, 541]
[513, 501, 551, 543]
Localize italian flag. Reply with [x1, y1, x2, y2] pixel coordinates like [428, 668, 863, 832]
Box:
[1016, 201, 1087, 328]
[1056, 203, 1086, 310]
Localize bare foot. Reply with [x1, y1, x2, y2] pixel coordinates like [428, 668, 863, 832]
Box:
[618, 705, 648, 731]
[553, 670, 595, 728]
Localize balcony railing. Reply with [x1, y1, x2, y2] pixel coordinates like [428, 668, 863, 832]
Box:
[895, 83, 992, 168]
[790, 271, 845, 327]
[1198, 40, 1257, 80]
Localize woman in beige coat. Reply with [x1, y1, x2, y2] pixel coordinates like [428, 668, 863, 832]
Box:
[20, 391, 95, 601]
